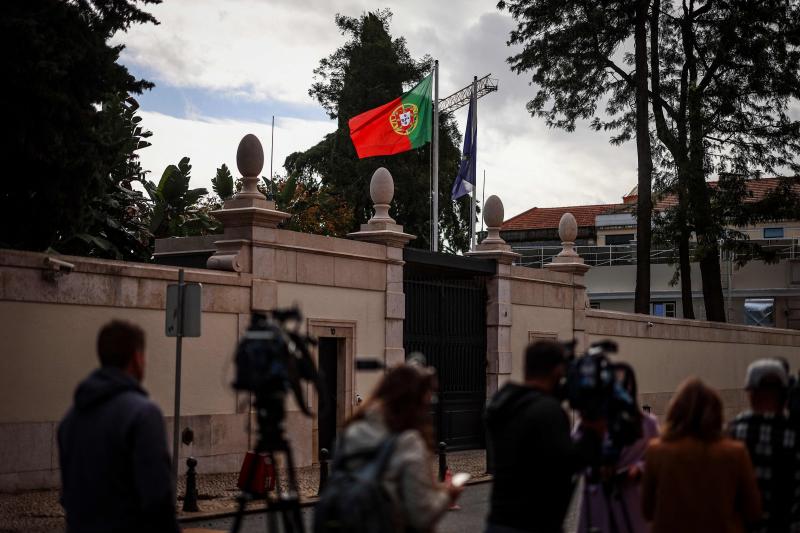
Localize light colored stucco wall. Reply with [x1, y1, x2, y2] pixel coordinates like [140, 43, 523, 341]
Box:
[510, 304, 573, 383]
[0, 245, 394, 489]
[585, 309, 800, 419]
[277, 282, 386, 404]
[0, 301, 239, 424]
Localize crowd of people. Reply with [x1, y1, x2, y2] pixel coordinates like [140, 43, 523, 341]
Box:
[57, 321, 799, 533]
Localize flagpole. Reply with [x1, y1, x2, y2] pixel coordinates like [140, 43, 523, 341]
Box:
[470, 76, 478, 251]
[270, 115, 275, 181]
[480, 169, 486, 238]
[432, 59, 440, 252]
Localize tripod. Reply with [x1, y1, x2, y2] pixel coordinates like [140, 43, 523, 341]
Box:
[230, 391, 305, 533]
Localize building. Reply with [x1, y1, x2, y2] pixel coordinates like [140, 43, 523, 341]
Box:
[3, 136, 800, 492]
[501, 179, 800, 328]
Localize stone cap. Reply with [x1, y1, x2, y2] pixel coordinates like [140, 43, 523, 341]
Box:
[544, 212, 590, 275]
[349, 167, 415, 247]
[466, 194, 519, 264]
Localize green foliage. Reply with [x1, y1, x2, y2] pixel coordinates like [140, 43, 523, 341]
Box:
[272, 173, 355, 237]
[286, 10, 470, 251]
[74, 0, 161, 38]
[212, 164, 235, 201]
[0, 0, 158, 253]
[498, 0, 636, 135]
[501, 0, 800, 321]
[145, 157, 215, 238]
[59, 95, 154, 260]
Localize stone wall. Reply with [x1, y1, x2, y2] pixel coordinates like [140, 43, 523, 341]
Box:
[585, 309, 800, 421]
[0, 231, 394, 490]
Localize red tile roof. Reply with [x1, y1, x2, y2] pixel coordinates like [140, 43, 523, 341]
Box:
[503, 178, 794, 231]
[653, 177, 793, 210]
[502, 203, 621, 230]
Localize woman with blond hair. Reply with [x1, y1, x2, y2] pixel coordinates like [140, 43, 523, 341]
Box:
[641, 378, 762, 533]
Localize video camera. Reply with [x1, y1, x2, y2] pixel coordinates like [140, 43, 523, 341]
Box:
[233, 307, 320, 417]
[230, 307, 320, 533]
[563, 340, 642, 464]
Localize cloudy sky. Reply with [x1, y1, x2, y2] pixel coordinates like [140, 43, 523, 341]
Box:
[115, 0, 638, 219]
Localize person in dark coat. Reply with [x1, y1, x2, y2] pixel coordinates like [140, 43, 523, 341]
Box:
[58, 320, 179, 533]
[485, 340, 604, 533]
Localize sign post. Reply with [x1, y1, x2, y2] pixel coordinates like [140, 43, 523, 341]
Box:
[165, 269, 202, 498]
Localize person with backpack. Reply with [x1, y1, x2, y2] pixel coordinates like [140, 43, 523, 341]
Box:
[315, 363, 461, 533]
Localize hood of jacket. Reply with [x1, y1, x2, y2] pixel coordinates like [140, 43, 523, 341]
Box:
[486, 382, 543, 430]
[74, 367, 145, 411]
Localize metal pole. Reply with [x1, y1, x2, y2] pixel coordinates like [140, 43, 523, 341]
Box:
[480, 169, 486, 239]
[269, 115, 275, 182]
[432, 60, 440, 252]
[470, 76, 478, 251]
[172, 268, 185, 498]
[429, 124, 434, 251]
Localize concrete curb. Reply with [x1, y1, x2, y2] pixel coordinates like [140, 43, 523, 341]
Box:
[179, 476, 494, 524]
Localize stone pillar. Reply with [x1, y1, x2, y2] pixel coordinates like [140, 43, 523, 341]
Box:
[206, 134, 290, 272]
[466, 195, 520, 397]
[545, 213, 591, 350]
[349, 168, 414, 368]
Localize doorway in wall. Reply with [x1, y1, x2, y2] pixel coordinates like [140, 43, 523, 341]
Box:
[308, 320, 355, 463]
[317, 337, 339, 454]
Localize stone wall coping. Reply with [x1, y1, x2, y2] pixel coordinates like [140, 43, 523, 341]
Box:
[586, 308, 800, 346]
[0, 249, 252, 287]
[272, 228, 388, 259]
[253, 240, 401, 265]
[507, 266, 586, 290]
[510, 265, 575, 284]
[154, 235, 218, 255]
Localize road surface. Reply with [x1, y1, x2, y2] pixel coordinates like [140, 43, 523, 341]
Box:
[182, 481, 581, 533]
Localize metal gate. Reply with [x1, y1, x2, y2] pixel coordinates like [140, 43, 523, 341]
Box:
[403, 249, 493, 450]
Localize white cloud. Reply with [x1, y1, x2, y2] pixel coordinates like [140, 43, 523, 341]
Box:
[119, 0, 640, 220]
[136, 111, 335, 192]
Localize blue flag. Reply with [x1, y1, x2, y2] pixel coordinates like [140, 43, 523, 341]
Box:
[451, 97, 476, 200]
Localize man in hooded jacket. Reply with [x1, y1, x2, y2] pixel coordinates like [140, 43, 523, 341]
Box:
[58, 320, 179, 533]
[485, 340, 602, 533]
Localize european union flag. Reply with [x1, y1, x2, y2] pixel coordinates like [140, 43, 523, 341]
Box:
[451, 96, 476, 200]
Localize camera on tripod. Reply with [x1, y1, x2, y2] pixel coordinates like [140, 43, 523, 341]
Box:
[564, 340, 642, 464]
[233, 307, 320, 416]
[230, 307, 321, 533]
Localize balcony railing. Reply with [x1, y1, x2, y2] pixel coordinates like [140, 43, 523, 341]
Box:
[512, 239, 800, 268]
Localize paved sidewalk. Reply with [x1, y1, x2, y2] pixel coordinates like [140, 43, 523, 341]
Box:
[0, 450, 489, 532]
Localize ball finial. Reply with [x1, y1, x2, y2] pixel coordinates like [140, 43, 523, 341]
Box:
[236, 134, 264, 177]
[558, 212, 578, 243]
[483, 195, 505, 228]
[370, 167, 394, 205]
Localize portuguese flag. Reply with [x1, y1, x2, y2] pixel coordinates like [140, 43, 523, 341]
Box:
[348, 73, 433, 159]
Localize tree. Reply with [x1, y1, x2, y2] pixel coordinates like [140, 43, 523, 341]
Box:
[273, 173, 355, 237]
[501, 0, 800, 322]
[211, 164, 235, 201]
[285, 11, 470, 251]
[145, 157, 215, 238]
[648, 0, 800, 321]
[58, 95, 154, 260]
[0, 0, 159, 253]
[498, 0, 654, 313]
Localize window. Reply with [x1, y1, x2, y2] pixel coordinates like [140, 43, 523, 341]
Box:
[744, 298, 775, 327]
[652, 301, 676, 318]
[605, 233, 635, 245]
[589, 302, 600, 309]
[763, 227, 784, 239]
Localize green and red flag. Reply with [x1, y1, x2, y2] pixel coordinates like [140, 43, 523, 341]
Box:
[348, 73, 433, 159]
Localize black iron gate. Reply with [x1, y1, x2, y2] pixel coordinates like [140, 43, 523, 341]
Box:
[403, 249, 493, 450]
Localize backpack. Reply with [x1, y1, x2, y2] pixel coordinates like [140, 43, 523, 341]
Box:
[314, 435, 399, 533]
